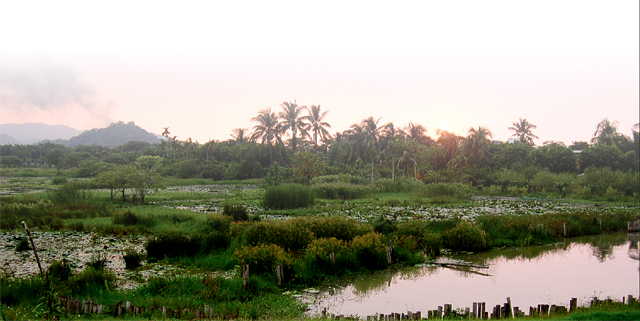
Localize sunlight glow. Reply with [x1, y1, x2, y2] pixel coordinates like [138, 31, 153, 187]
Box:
[438, 120, 451, 131]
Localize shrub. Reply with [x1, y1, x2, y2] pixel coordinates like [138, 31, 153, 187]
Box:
[201, 231, 231, 252]
[235, 244, 291, 275]
[444, 222, 488, 252]
[48, 259, 72, 282]
[202, 214, 232, 233]
[396, 220, 441, 256]
[223, 203, 249, 222]
[15, 237, 30, 252]
[293, 216, 371, 242]
[69, 266, 115, 295]
[375, 177, 423, 193]
[245, 221, 315, 251]
[87, 254, 109, 271]
[370, 216, 397, 236]
[113, 210, 138, 226]
[262, 184, 314, 209]
[419, 183, 470, 199]
[310, 174, 365, 185]
[52, 176, 68, 185]
[350, 232, 388, 270]
[311, 182, 372, 200]
[123, 250, 143, 270]
[146, 234, 203, 259]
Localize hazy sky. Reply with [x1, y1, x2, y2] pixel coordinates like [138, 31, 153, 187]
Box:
[1, 1, 638, 145]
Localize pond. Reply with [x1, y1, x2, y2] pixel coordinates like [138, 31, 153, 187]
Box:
[307, 233, 639, 318]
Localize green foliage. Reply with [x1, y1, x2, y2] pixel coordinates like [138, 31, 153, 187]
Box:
[113, 209, 138, 225]
[292, 151, 326, 185]
[310, 174, 366, 185]
[262, 183, 314, 209]
[262, 162, 291, 186]
[419, 182, 470, 199]
[235, 244, 291, 275]
[68, 266, 115, 295]
[51, 176, 68, 185]
[582, 167, 639, 196]
[370, 216, 398, 235]
[48, 259, 72, 283]
[444, 222, 488, 252]
[146, 234, 204, 259]
[292, 216, 372, 242]
[202, 213, 232, 233]
[396, 220, 441, 256]
[311, 182, 372, 199]
[14, 237, 30, 252]
[223, 203, 249, 222]
[245, 221, 315, 251]
[375, 177, 424, 193]
[123, 250, 143, 270]
[351, 232, 388, 270]
[531, 143, 577, 173]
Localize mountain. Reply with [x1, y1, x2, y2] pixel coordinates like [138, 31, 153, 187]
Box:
[0, 133, 23, 145]
[68, 121, 160, 147]
[0, 123, 82, 144]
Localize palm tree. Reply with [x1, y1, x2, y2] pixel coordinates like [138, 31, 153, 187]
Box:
[361, 117, 383, 186]
[279, 101, 308, 153]
[304, 104, 332, 148]
[508, 118, 539, 145]
[436, 129, 461, 165]
[591, 118, 620, 146]
[251, 108, 280, 165]
[231, 128, 249, 143]
[404, 122, 429, 145]
[465, 126, 493, 165]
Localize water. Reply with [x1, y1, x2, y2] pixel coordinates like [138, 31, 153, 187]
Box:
[308, 233, 639, 317]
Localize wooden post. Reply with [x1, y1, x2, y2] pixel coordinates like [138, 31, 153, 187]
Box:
[444, 304, 452, 317]
[563, 222, 567, 237]
[506, 297, 513, 318]
[330, 252, 336, 265]
[473, 302, 478, 318]
[242, 264, 249, 289]
[276, 264, 283, 285]
[437, 306, 442, 319]
[387, 240, 392, 264]
[570, 298, 577, 312]
[20, 222, 44, 277]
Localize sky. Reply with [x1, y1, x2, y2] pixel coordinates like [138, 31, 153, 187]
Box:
[1, 0, 638, 145]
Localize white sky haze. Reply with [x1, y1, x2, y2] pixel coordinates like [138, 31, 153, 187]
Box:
[1, 0, 638, 145]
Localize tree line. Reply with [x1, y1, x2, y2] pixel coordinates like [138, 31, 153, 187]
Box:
[1, 101, 638, 185]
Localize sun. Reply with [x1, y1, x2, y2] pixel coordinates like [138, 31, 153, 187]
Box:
[437, 119, 451, 131]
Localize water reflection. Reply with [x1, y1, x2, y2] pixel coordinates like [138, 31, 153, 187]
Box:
[310, 233, 640, 318]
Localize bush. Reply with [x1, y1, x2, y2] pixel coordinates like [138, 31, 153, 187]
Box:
[113, 210, 138, 226]
[375, 177, 423, 193]
[223, 203, 249, 222]
[51, 176, 68, 185]
[293, 216, 371, 242]
[444, 222, 488, 252]
[15, 237, 30, 252]
[420, 183, 470, 199]
[123, 250, 143, 270]
[370, 216, 398, 236]
[235, 244, 291, 275]
[245, 221, 315, 251]
[48, 259, 72, 282]
[350, 232, 388, 270]
[262, 184, 314, 209]
[87, 254, 108, 271]
[311, 182, 372, 200]
[146, 234, 203, 259]
[69, 266, 115, 295]
[310, 174, 366, 185]
[202, 214, 231, 233]
[396, 220, 441, 256]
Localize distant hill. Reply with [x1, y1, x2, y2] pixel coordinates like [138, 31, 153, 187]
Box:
[0, 123, 82, 144]
[68, 121, 160, 147]
[0, 133, 22, 145]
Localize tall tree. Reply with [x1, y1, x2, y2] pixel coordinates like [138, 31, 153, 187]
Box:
[591, 118, 625, 148]
[361, 116, 383, 185]
[278, 101, 308, 153]
[304, 104, 332, 147]
[251, 108, 281, 165]
[508, 118, 539, 145]
[231, 128, 249, 143]
[465, 126, 493, 165]
[404, 122, 429, 145]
